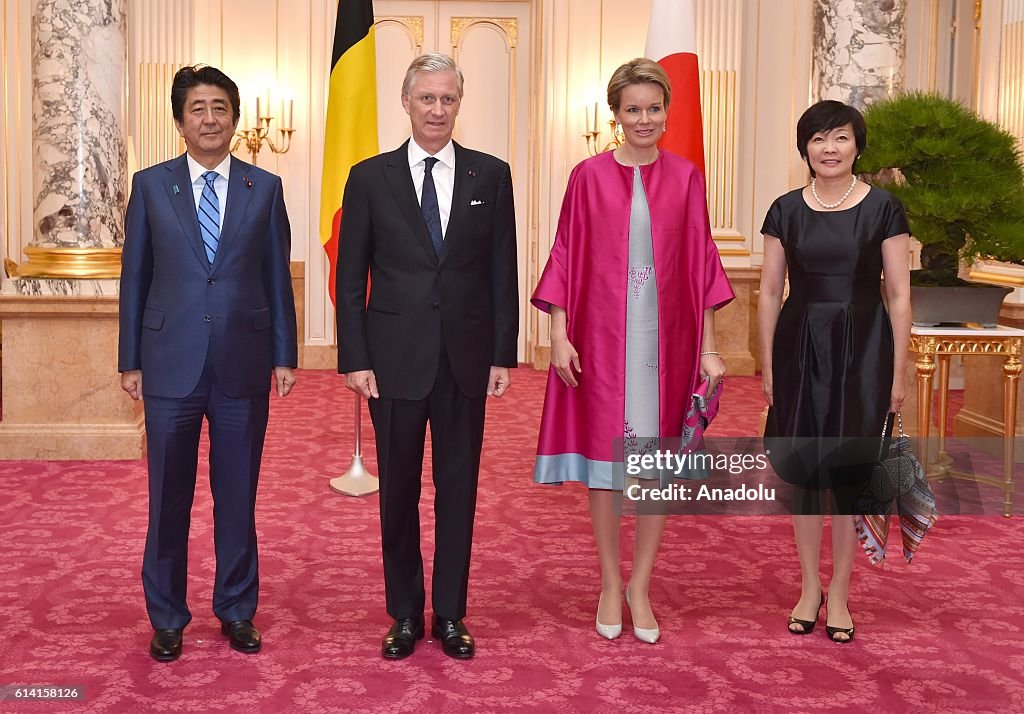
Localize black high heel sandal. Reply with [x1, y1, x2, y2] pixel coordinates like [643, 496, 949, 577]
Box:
[825, 623, 855, 643]
[825, 597, 855, 643]
[787, 592, 825, 635]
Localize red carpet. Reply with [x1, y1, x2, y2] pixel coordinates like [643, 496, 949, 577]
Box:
[1, 369, 1023, 712]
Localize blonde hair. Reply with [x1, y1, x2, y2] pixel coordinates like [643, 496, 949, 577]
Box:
[606, 58, 672, 112]
[402, 53, 464, 98]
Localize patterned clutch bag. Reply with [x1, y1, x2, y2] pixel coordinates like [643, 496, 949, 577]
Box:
[680, 376, 722, 451]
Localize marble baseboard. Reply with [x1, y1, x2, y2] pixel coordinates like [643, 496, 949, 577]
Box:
[722, 352, 756, 376]
[716, 266, 760, 377]
[0, 294, 143, 460]
[302, 343, 339, 370]
[532, 345, 550, 371]
[0, 419, 144, 460]
[2, 277, 121, 296]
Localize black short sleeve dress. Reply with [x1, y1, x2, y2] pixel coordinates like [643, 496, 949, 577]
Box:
[761, 187, 910, 503]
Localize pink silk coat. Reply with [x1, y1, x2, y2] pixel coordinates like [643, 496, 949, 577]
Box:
[532, 151, 734, 466]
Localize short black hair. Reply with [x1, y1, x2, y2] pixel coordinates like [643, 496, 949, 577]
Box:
[796, 100, 867, 177]
[170, 65, 241, 124]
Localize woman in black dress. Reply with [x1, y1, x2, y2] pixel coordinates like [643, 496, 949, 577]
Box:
[757, 101, 911, 643]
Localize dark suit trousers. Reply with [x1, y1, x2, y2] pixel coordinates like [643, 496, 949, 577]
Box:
[141, 348, 269, 630]
[368, 346, 486, 622]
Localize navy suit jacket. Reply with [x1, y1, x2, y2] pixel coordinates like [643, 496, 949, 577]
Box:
[118, 154, 297, 399]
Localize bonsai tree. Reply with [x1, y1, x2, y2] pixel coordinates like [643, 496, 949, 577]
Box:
[858, 92, 1024, 286]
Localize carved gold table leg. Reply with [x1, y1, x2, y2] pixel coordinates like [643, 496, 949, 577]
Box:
[1002, 342, 1021, 517]
[911, 328, 1024, 515]
[937, 355, 950, 454]
[916, 347, 936, 476]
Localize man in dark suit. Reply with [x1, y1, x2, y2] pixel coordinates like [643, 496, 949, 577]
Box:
[337, 54, 518, 660]
[118, 65, 297, 662]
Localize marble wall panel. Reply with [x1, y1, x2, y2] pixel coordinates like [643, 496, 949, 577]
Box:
[813, 0, 907, 107]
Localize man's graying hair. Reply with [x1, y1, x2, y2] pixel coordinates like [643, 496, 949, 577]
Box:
[402, 53, 465, 98]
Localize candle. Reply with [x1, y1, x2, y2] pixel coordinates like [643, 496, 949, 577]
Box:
[288, 99, 293, 130]
[255, 96, 261, 121]
[585, 106, 590, 134]
[280, 100, 286, 129]
[243, 101, 249, 129]
[265, 87, 271, 118]
[593, 102, 598, 134]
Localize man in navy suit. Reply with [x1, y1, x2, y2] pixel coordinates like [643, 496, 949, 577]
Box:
[118, 65, 297, 662]
[337, 54, 518, 660]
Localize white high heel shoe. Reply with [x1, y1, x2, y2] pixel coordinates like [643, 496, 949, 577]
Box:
[595, 592, 622, 640]
[625, 588, 660, 644]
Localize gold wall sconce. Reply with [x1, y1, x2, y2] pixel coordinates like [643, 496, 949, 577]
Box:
[233, 89, 295, 166]
[583, 101, 623, 156]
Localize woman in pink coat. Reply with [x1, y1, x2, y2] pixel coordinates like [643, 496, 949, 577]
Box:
[532, 59, 734, 643]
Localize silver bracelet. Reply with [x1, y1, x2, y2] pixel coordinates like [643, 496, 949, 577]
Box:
[700, 351, 719, 356]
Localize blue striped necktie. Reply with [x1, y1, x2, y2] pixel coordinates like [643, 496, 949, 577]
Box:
[197, 170, 220, 264]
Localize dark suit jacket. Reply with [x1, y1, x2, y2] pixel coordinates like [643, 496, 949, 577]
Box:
[118, 154, 297, 398]
[336, 141, 518, 400]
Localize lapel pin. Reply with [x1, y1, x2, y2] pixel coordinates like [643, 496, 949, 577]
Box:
[172, 184, 180, 194]
[244, 176, 253, 188]
[467, 169, 476, 177]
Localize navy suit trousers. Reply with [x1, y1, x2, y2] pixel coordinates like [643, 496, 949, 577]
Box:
[141, 348, 269, 629]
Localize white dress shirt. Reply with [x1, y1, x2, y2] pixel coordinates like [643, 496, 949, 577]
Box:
[408, 139, 455, 238]
[186, 153, 231, 232]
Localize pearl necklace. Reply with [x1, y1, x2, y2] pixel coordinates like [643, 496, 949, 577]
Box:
[810, 175, 858, 209]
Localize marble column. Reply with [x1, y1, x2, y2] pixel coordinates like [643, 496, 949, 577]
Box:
[0, 0, 139, 459]
[21, 0, 126, 278]
[812, 0, 907, 108]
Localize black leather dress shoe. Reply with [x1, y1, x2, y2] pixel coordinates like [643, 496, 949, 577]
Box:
[150, 628, 182, 662]
[431, 617, 475, 659]
[220, 620, 261, 653]
[382, 617, 424, 660]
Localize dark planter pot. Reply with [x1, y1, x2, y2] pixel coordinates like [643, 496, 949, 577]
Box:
[910, 284, 1013, 327]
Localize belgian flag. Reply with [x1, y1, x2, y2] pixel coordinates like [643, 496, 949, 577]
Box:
[320, 0, 378, 305]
